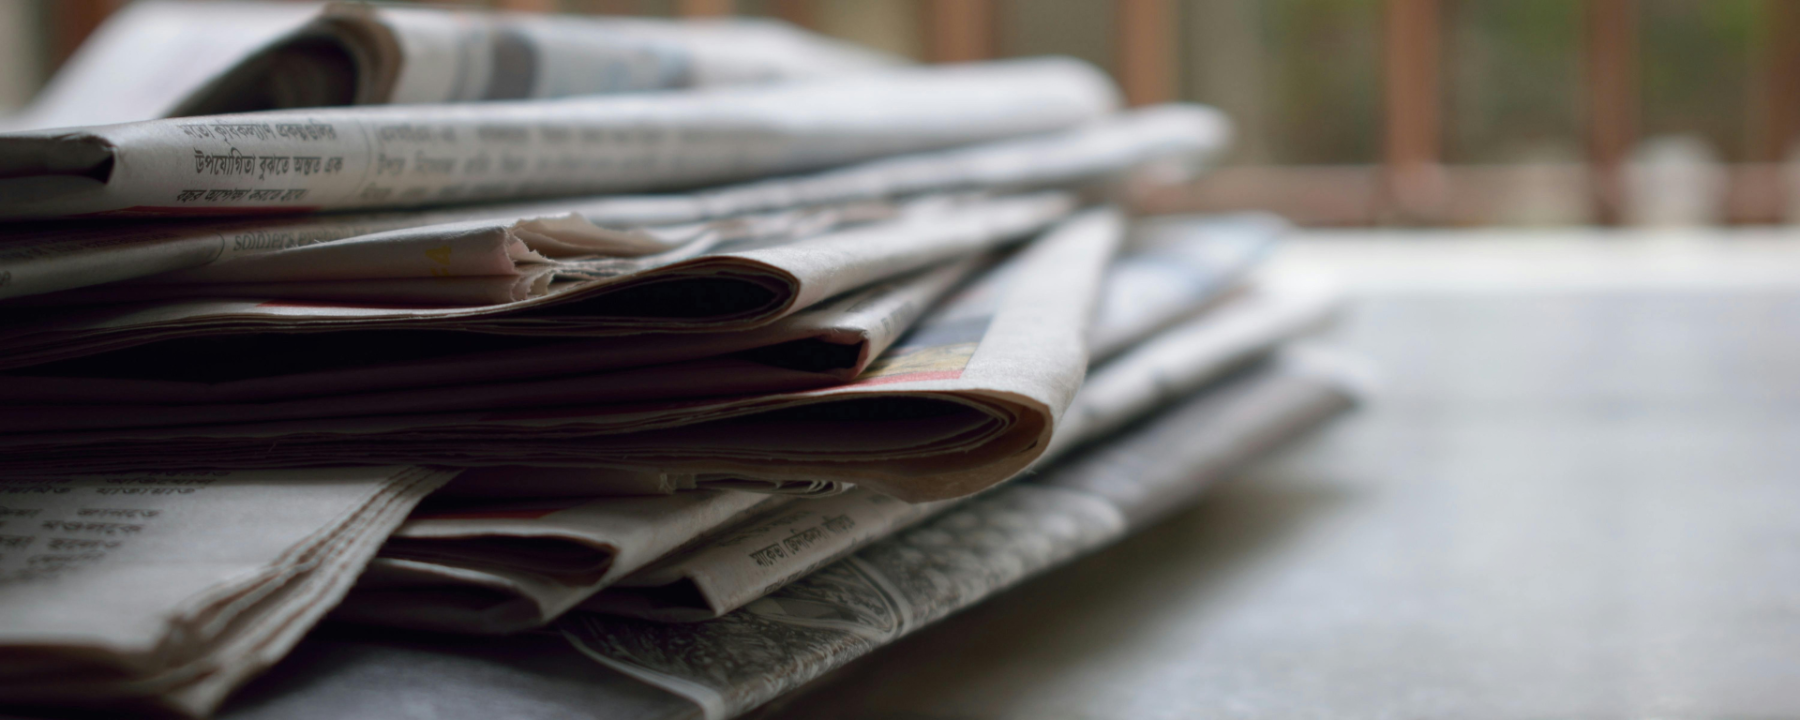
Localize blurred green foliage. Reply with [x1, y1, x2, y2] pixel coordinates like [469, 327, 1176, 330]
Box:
[1444, 0, 1580, 163]
[1255, 0, 1384, 164]
[1642, 0, 1757, 161]
[1158, 0, 1764, 166]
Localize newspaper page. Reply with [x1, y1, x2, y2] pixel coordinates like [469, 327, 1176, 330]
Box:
[173, 3, 898, 117]
[575, 241, 1318, 624]
[1039, 346, 1373, 526]
[304, 228, 1306, 632]
[565, 486, 1124, 720]
[333, 488, 785, 635]
[0, 257, 986, 432]
[582, 487, 954, 623]
[0, 58, 1117, 220]
[0, 256, 975, 407]
[0, 465, 453, 718]
[0, 1, 321, 133]
[5, 2, 893, 132]
[0, 208, 1122, 503]
[1047, 281, 1344, 462]
[0, 103, 1225, 301]
[573, 279, 1337, 624]
[0, 191, 1070, 371]
[437, 465, 848, 499]
[1090, 212, 1284, 360]
[558, 351, 1364, 720]
[205, 355, 1359, 720]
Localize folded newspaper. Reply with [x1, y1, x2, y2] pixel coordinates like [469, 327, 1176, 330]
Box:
[336, 489, 788, 634]
[0, 466, 454, 717]
[8, 1, 895, 131]
[327, 214, 1312, 632]
[208, 350, 1364, 720]
[0, 258, 981, 421]
[0, 106, 1230, 384]
[0, 191, 1070, 371]
[578, 286, 1339, 625]
[558, 348, 1366, 720]
[1091, 212, 1285, 360]
[0, 104, 1226, 302]
[173, 2, 898, 117]
[0, 58, 1115, 219]
[0, 6, 1323, 719]
[0, 209, 1122, 503]
[0, 212, 1280, 432]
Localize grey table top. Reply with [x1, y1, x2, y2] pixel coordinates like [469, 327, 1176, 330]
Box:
[765, 230, 1800, 719]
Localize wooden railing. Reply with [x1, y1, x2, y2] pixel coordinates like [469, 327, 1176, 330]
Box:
[44, 0, 1800, 226]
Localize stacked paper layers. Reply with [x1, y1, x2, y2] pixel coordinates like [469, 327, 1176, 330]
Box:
[0, 4, 1365, 718]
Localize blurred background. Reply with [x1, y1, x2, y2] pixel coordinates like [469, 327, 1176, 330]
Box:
[1, 0, 1790, 228]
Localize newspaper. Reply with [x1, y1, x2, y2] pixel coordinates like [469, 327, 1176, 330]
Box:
[576, 279, 1338, 623]
[206, 356, 1358, 720]
[572, 236, 1320, 624]
[1040, 344, 1375, 526]
[0, 257, 986, 431]
[1047, 281, 1344, 461]
[342, 238, 1326, 633]
[557, 350, 1365, 720]
[7, 2, 896, 132]
[173, 2, 898, 116]
[0, 103, 1226, 301]
[332, 489, 787, 635]
[0, 191, 1071, 371]
[434, 465, 848, 500]
[0, 465, 453, 718]
[0, 208, 1122, 503]
[1, 1, 321, 133]
[1090, 212, 1284, 360]
[0, 57, 1116, 220]
[582, 487, 954, 623]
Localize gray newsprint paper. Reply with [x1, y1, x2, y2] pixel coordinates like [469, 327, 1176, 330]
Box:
[430, 464, 845, 500]
[1, 1, 320, 133]
[172, 2, 897, 117]
[334, 488, 787, 634]
[313, 226, 1313, 633]
[580, 487, 954, 623]
[0, 57, 1115, 219]
[572, 233, 1318, 625]
[1046, 280, 1344, 462]
[0, 103, 1225, 302]
[0, 465, 453, 718]
[210, 353, 1360, 720]
[6, 1, 892, 132]
[557, 351, 1364, 720]
[0, 209, 1122, 504]
[571, 283, 1334, 624]
[1037, 345, 1373, 527]
[563, 485, 1126, 720]
[0, 256, 987, 432]
[1090, 212, 1284, 360]
[0, 191, 1069, 371]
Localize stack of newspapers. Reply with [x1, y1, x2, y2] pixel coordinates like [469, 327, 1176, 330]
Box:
[0, 3, 1366, 719]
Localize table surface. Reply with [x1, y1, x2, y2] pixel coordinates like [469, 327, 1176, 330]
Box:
[764, 228, 1800, 719]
